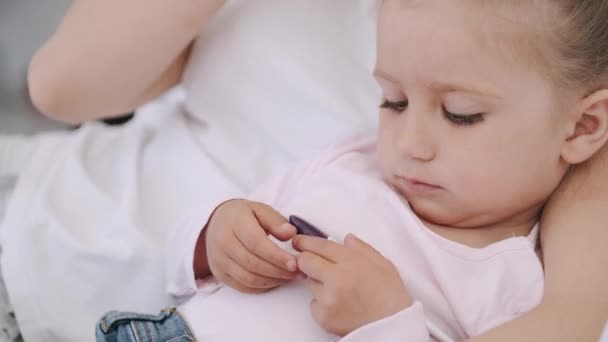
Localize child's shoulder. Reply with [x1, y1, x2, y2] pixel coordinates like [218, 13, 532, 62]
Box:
[254, 132, 384, 208]
[323, 132, 377, 158]
[303, 131, 379, 174]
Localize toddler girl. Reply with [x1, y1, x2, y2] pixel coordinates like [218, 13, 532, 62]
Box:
[97, 0, 608, 341]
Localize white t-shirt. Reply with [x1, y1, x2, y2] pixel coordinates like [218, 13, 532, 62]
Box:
[181, 0, 380, 191]
[0, 1, 381, 342]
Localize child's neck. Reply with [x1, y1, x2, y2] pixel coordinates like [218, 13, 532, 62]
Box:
[419, 208, 541, 248]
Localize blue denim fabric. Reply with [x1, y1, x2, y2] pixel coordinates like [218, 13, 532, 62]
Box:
[96, 308, 195, 342]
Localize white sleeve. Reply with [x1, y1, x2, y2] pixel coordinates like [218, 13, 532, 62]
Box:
[339, 302, 432, 342]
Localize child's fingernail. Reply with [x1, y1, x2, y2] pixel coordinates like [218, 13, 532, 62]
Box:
[282, 223, 296, 232]
[345, 233, 359, 243]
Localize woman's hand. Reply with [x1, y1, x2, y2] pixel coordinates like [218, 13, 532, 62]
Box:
[293, 234, 412, 336]
[538, 143, 608, 339]
[196, 200, 300, 293]
[469, 142, 608, 341]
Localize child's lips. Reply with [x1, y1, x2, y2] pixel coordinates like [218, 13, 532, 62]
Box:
[396, 176, 442, 194]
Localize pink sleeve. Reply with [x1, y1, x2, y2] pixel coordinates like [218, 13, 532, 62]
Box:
[339, 302, 431, 342]
[164, 159, 325, 302]
[164, 135, 372, 303]
[164, 193, 242, 302]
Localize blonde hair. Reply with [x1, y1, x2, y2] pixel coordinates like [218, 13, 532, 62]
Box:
[552, 1, 608, 88]
[476, 0, 608, 90]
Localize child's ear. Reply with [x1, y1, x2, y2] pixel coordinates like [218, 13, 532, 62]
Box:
[561, 89, 608, 164]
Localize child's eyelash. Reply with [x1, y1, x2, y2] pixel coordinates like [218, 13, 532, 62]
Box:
[380, 99, 485, 126]
[442, 108, 485, 126]
[380, 99, 408, 112]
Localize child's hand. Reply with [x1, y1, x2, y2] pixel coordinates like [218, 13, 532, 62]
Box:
[293, 234, 412, 336]
[202, 200, 300, 293]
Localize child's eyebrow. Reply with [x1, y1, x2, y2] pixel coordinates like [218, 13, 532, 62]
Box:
[373, 68, 400, 84]
[374, 68, 501, 99]
[430, 81, 502, 99]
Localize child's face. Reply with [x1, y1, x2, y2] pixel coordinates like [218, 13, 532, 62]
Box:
[376, 0, 574, 227]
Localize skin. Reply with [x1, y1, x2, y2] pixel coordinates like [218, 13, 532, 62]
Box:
[469, 141, 608, 339]
[199, 200, 300, 293]
[30, 0, 608, 340]
[28, 0, 225, 123]
[374, 0, 592, 247]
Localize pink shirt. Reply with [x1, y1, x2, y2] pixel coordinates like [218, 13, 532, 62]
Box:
[166, 135, 544, 341]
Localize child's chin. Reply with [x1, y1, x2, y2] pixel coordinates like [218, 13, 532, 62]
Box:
[408, 200, 452, 225]
[409, 199, 476, 227]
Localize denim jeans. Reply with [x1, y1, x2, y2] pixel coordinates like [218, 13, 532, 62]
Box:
[96, 308, 195, 342]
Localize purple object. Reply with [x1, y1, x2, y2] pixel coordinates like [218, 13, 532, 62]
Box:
[289, 215, 329, 239]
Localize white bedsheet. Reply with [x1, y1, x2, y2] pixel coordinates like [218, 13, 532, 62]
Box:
[0, 176, 22, 342]
[0, 96, 246, 341]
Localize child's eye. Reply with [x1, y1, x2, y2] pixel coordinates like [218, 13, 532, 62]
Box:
[443, 107, 485, 126]
[380, 99, 408, 112]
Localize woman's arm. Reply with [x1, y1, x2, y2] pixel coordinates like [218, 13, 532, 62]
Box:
[28, 0, 225, 124]
[470, 143, 608, 341]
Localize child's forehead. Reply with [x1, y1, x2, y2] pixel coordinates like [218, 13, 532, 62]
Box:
[475, 1, 556, 62]
[380, 0, 557, 84]
[386, 0, 549, 46]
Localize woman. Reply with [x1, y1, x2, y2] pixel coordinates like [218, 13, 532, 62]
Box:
[26, 0, 608, 340]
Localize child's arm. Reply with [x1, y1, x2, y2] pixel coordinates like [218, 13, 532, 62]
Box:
[165, 153, 330, 299]
[469, 143, 608, 341]
[165, 197, 298, 300]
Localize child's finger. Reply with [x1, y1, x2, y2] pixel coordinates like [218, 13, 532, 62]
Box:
[234, 220, 298, 272]
[292, 235, 346, 263]
[220, 272, 271, 294]
[227, 236, 299, 280]
[223, 256, 287, 290]
[304, 277, 324, 298]
[344, 233, 382, 257]
[250, 202, 297, 241]
[296, 251, 334, 282]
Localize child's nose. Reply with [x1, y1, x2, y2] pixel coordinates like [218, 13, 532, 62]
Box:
[394, 113, 436, 162]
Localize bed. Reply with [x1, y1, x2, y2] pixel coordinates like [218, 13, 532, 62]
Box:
[0, 177, 20, 342]
[0, 1, 71, 340]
